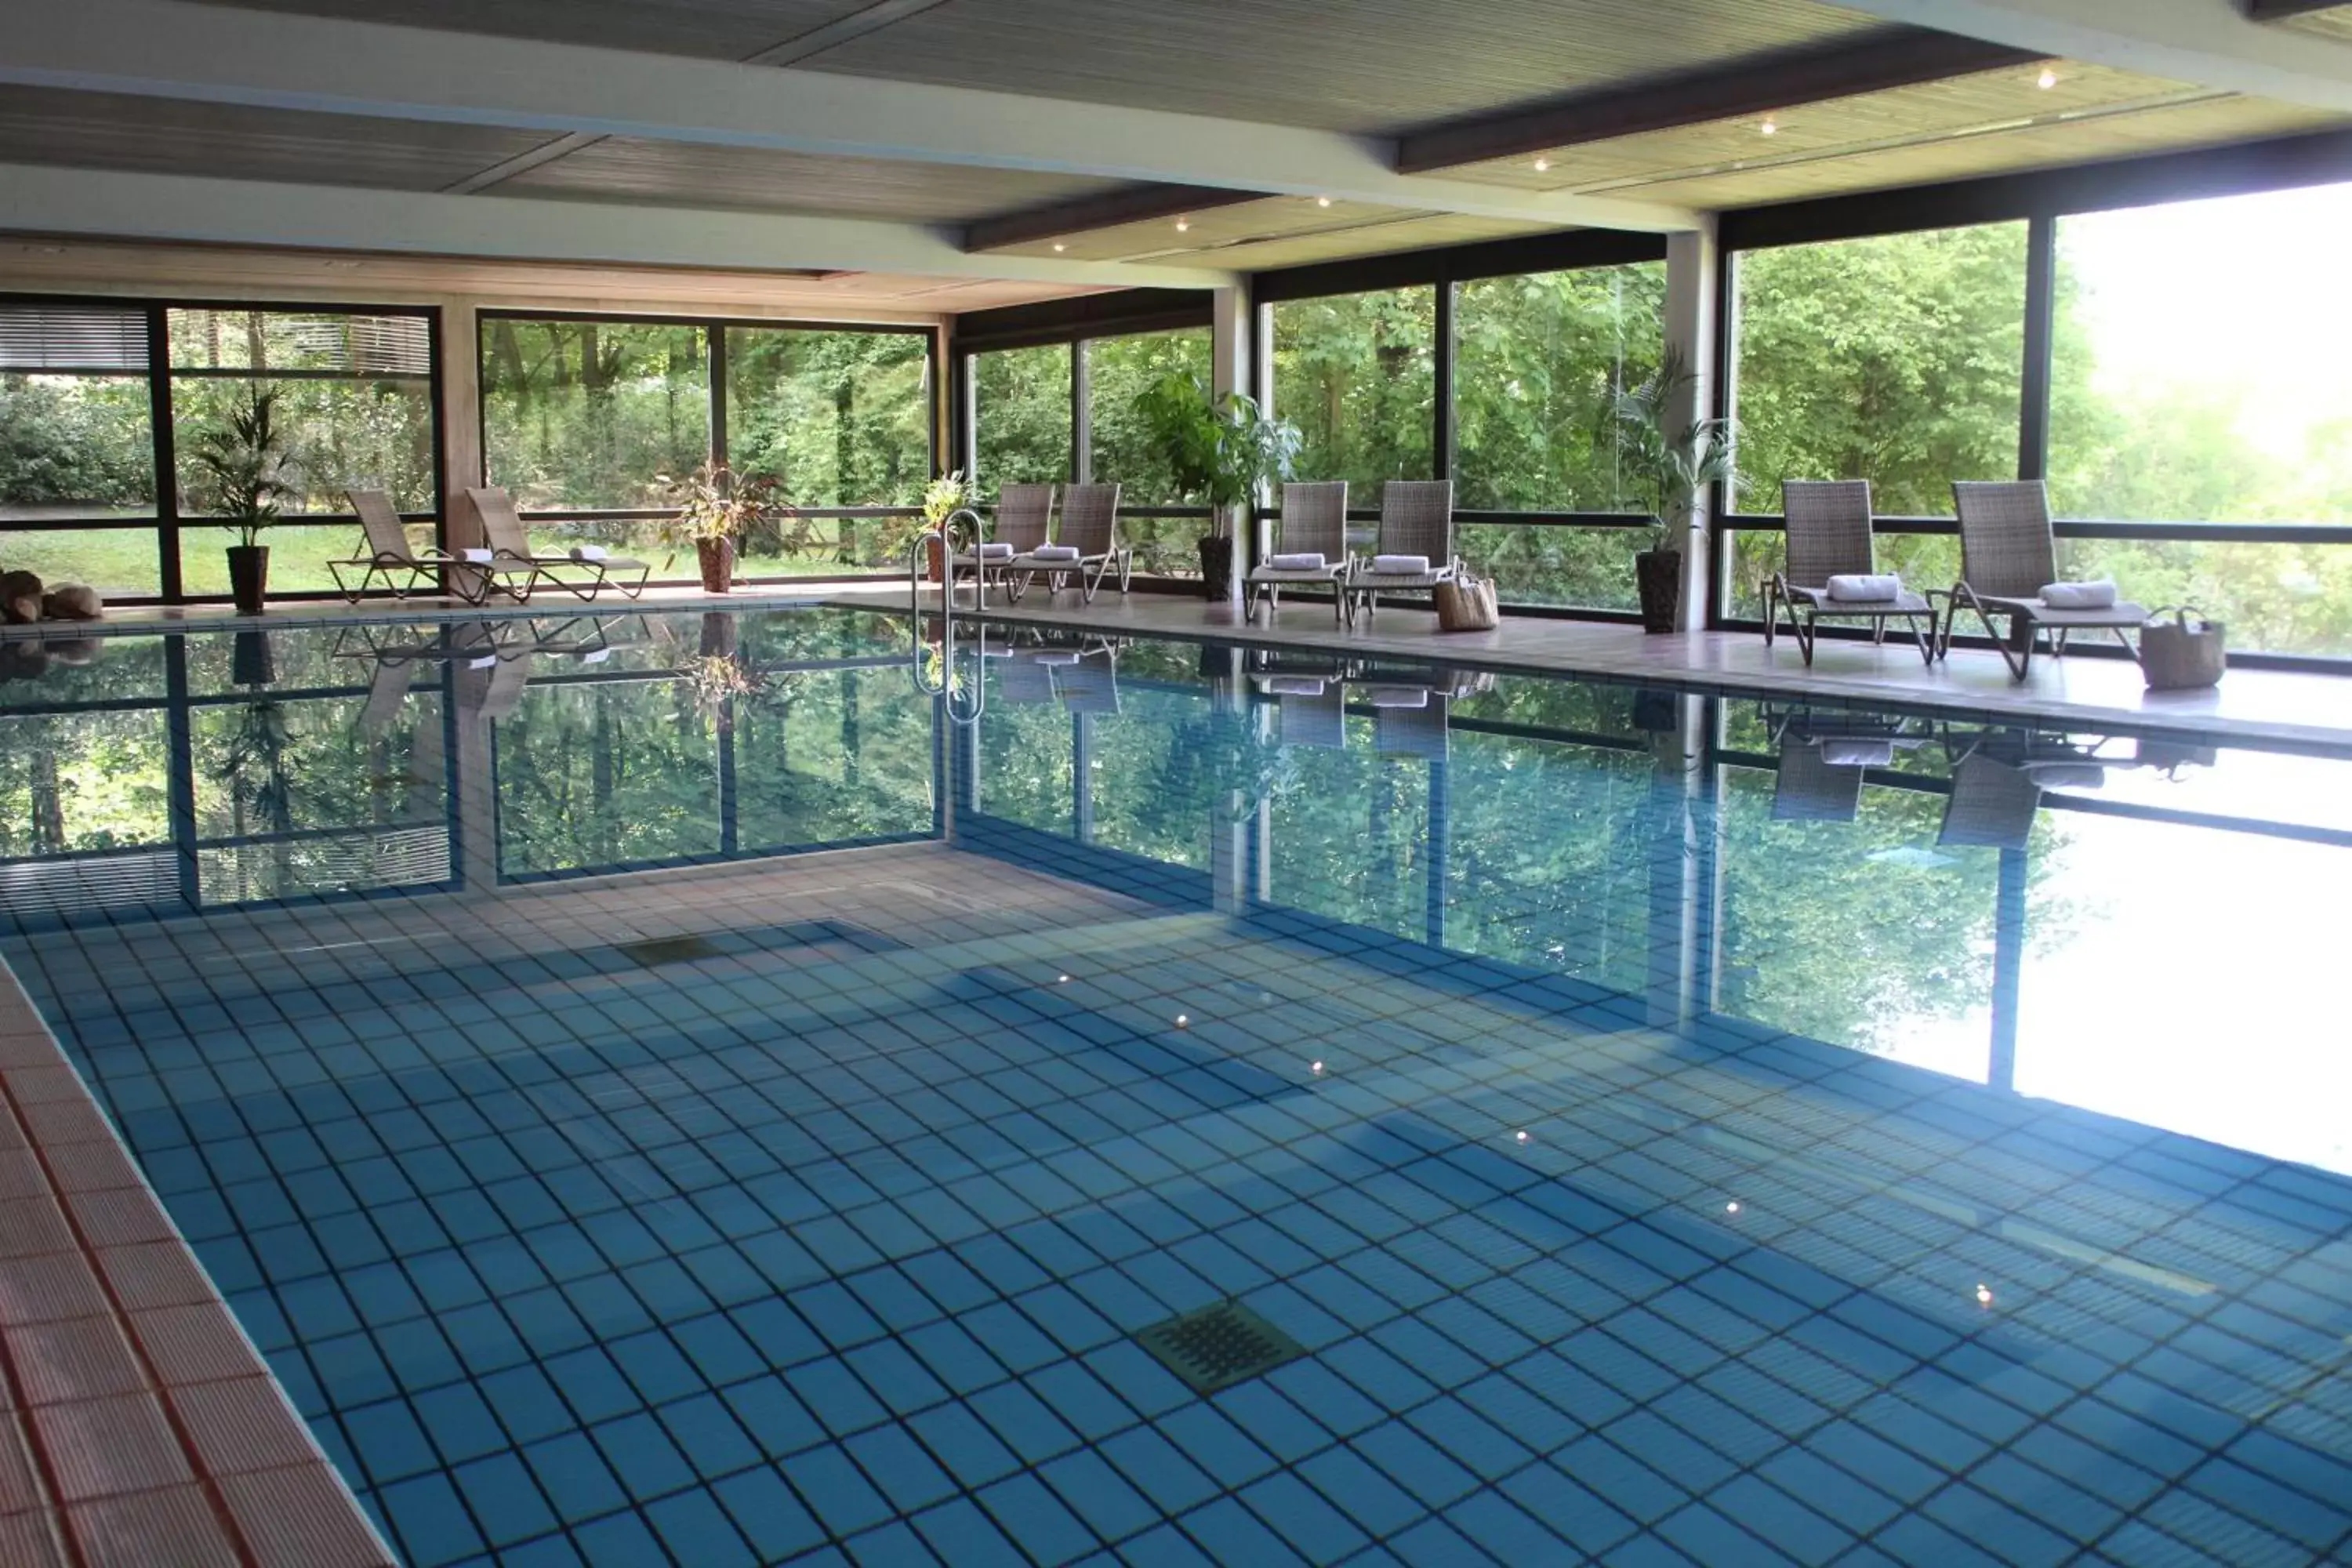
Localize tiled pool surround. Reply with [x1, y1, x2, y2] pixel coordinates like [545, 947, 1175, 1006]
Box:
[0, 608, 2346, 1566]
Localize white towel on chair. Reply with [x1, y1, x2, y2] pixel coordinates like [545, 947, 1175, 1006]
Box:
[568, 545, 608, 562]
[1819, 739, 1893, 767]
[977, 542, 1015, 559]
[1269, 552, 1326, 571]
[1370, 554, 1430, 575]
[1030, 545, 1080, 562]
[457, 547, 495, 564]
[1826, 573, 1900, 601]
[2038, 579, 2115, 609]
[1367, 686, 1428, 709]
[1265, 677, 1327, 696]
[575, 647, 612, 664]
[2024, 761, 2106, 789]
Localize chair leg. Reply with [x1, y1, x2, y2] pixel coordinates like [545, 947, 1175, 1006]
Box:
[1792, 608, 1816, 666]
[1761, 580, 1778, 648]
[1907, 612, 1936, 666]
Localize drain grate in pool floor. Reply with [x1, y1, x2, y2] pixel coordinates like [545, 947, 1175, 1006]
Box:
[615, 933, 725, 967]
[1136, 1301, 1306, 1396]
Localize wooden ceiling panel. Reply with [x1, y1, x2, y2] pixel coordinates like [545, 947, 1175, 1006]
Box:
[177, 0, 875, 62]
[502, 137, 1125, 223]
[987, 197, 1435, 263]
[2279, 8, 2352, 42]
[0, 85, 551, 192]
[1450, 60, 2201, 192]
[807, 0, 1888, 134]
[1624, 96, 2347, 209]
[1184, 214, 1556, 270]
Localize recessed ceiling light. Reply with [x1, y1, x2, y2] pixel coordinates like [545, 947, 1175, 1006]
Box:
[1316, 195, 1332, 208]
[2037, 67, 2059, 89]
[1760, 118, 1779, 136]
[1052, 242, 1066, 252]
[1532, 157, 1551, 172]
[1175, 216, 1191, 232]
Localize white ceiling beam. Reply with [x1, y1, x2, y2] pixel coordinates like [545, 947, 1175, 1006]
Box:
[0, 0, 1700, 234]
[0, 163, 1240, 289]
[1828, 0, 2352, 111]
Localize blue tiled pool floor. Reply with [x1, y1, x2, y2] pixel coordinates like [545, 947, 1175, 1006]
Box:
[9, 840, 2352, 1566]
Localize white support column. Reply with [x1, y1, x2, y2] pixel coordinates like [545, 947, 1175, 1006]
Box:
[1664, 218, 1721, 633]
[1210, 284, 1253, 611]
[440, 299, 483, 552]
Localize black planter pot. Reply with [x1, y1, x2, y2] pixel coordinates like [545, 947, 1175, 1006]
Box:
[227, 544, 270, 616]
[1634, 549, 1681, 634]
[1196, 535, 1236, 601]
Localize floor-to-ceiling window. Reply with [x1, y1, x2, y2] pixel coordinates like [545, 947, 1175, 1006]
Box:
[0, 300, 162, 597]
[1453, 261, 1668, 611]
[2, 297, 442, 603]
[1271, 285, 1437, 493]
[1726, 222, 2030, 620]
[1087, 326, 1214, 576]
[479, 313, 934, 581]
[2045, 183, 2352, 657]
[969, 343, 1073, 492]
[1716, 163, 2352, 664]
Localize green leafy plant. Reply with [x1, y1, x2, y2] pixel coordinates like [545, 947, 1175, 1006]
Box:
[652, 461, 801, 568]
[1133, 375, 1302, 536]
[1602, 347, 1735, 554]
[188, 386, 295, 549]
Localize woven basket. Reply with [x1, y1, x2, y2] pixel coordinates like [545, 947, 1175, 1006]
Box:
[2138, 606, 2225, 691]
[1435, 572, 1498, 632]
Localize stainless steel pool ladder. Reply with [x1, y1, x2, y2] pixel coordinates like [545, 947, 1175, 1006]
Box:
[909, 527, 985, 725]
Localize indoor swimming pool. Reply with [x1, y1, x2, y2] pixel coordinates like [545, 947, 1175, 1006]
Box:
[1, 605, 2346, 1566]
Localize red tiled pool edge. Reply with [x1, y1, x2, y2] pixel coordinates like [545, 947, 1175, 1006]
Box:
[0, 953, 396, 1567]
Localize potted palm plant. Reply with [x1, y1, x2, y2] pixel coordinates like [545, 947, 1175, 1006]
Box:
[1133, 375, 1301, 600]
[1604, 347, 1733, 633]
[656, 461, 787, 593]
[187, 387, 293, 615]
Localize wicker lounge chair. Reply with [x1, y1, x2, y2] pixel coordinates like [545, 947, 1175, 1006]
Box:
[1370, 688, 1449, 760]
[1006, 484, 1127, 604]
[1269, 677, 1346, 750]
[1944, 481, 2147, 678]
[1347, 481, 1457, 625]
[956, 484, 1053, 606]
[1772, 741, 1869, 823]
[1765, 481, 1938, 666]
[1056, 656, 1120, 716]
[328, 488, 487, 604]
[1247, 482, 1351, 625]
[466, 487, 652, 604]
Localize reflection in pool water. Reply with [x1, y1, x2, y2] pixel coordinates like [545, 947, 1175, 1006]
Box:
[2, 607, 2347, 1566]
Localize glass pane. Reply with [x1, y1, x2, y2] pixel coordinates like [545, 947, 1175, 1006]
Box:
[168, 310, 431, 377]
[1121, 515, 1210, 579]
[725, 326, 931, 507]
[1454, 263, 1666, 511]
[2049, 183, 2352, 655]
[0, 528, 163, 598]
[972, 344, 1071, 489]
[1272, 287, 1436, 492]
[1458, 521, 1644, 611]
[1733, 223, 2027, 517]
[1, 373, 155, 520]
[734, 666, 936, 851]
[481, 318, 710, 510]
[173, 376, 437, 517]
[1087, 328, 1213, 504]
[492, 678, 721, 878]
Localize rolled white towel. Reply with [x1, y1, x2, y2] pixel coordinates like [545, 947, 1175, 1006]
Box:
[1819, 739, 1893, 767]
[575, 647, 612, 664]
[457, 547, 495, 564]
[1029, 545, 1080, 563]
[468, 654, 499, 670]
[1370, 554, 1431, 575]
[1825, 573, 1900, 602]
[1268, 552, 1327, 571]
[2038, 579, 2116, 609]
[1033, 651, 1082, 666]
[569, 544, 608, 562]
[1367, 686, 1428, 709]
[977, 542, 1015, 559]
[2024, 761, 2105, 789]
[1264, 677, 1327, 696]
